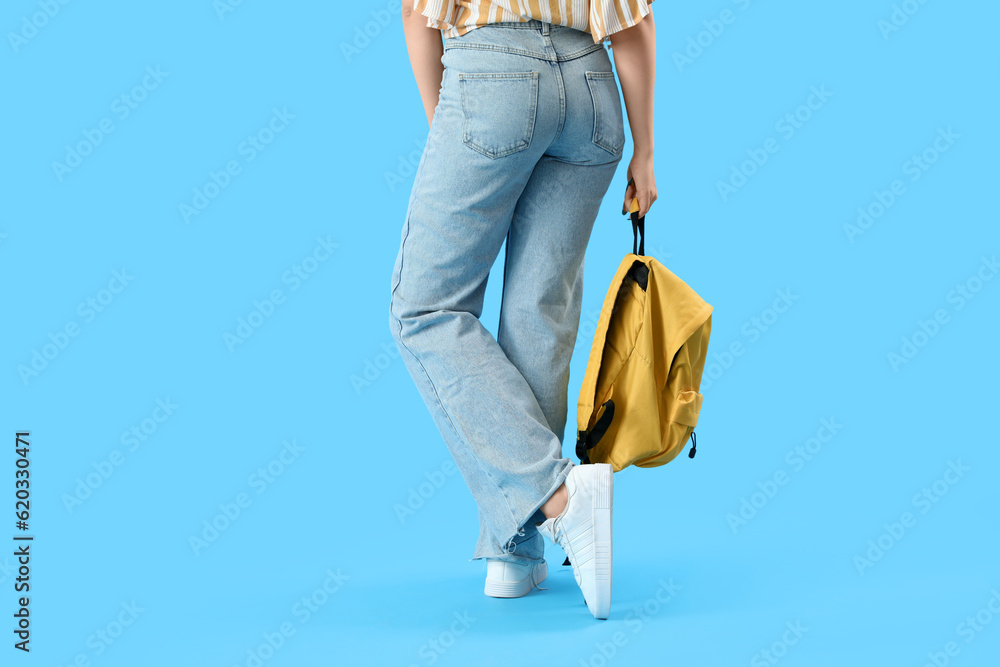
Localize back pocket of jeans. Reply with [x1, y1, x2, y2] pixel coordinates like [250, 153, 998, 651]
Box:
[585, 71, 625, 156]
[459, 71, 539, 159]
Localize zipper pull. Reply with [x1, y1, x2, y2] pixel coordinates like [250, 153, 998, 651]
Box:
[688, 431, 697, 459]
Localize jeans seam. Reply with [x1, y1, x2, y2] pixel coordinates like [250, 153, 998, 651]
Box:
[497, 226, 512, 348]
[552, 60, 566, 142]
[444, 41, 605, 63]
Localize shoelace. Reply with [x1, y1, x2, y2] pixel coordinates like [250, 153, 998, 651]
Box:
[532, 564, 549, 591]
[550, 518, 571, 552]
[503, 527, 527, 554]
[501, 527, 552, 592]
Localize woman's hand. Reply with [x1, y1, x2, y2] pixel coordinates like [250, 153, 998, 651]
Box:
[623, 151, 656, 218]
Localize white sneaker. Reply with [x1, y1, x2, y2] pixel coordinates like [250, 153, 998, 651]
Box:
[484, 559, 548, 598]
[536, 463, 613, 619]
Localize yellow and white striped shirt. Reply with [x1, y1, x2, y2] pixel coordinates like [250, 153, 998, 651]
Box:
[413, 0, 654, 45]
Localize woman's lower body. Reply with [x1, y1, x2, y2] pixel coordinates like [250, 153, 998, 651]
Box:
[388, 19, 625, 567]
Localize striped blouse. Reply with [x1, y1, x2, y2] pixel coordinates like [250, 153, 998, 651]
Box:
[413, 0, 654, 45]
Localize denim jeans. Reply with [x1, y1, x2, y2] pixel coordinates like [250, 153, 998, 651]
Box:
[388, 19, 625, 565]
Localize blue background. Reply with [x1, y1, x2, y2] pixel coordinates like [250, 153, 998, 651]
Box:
[3, 0, 998, 665]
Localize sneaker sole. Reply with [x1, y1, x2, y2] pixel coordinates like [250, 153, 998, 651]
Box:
[592, 463, 613, 619]
[484, 560, 548, 598]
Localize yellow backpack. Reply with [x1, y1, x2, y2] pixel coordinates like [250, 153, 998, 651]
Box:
[575, 197, 713, 471]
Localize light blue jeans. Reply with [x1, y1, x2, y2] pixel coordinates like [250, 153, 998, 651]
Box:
[388, 19, 625, 565]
